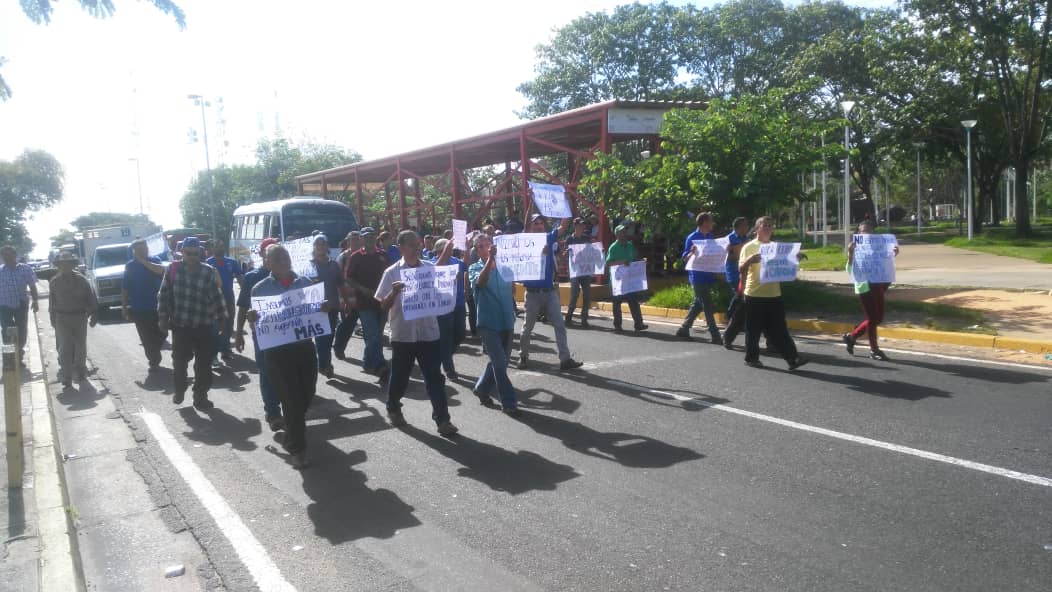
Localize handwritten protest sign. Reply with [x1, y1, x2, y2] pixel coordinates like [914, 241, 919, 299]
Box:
[493, 233, 547, 282]
[610, 260, 648, 296]
[850, 234, 897, 283]
[568, 242, 605, 278]
[759, 242, 801, 283]
[399, 264, 458, 321]
[144, 232, 168, 258]
[283, 236, 318, 278]
[528, 182, 573, 219]
[452, 219, 468, 251]
[685, 238, 729, 273]
[251, 283, 330, 350]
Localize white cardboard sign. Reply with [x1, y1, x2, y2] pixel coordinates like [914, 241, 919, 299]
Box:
[528, 182, 573, 219]
[686, 237, 730, 273]
[452, 219, 468, 251]
[610, 260, 648, 296]
[251, 283, 330, 350]
[493, 233, 547, 282]
[399, 264, 458, 321]
[759, 242, 801, 284]
[850, 234, 897, 283]
[568, 242, 605, 278]
[144, 232, 168, 258]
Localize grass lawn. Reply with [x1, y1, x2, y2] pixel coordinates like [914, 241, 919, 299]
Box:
[644, 281, 991, 334]
[944, 231, 1052, 264]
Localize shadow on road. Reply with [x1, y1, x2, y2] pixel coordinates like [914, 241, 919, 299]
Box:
[517, 410, 704, 468]
[133, 367, 173, 392]
[797, 370, 952, 401]
[554, 370, 730, 412]
[54, 378, 107, 411]
[893, 357, 1050, 385]
[177, 406, 261, 451]
[519, 386, 582, 414]
[400, 423, 580, 494]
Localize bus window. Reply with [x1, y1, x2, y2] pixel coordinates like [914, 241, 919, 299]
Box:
[282, 202, 358, 243]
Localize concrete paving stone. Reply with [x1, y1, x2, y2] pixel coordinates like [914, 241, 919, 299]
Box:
[76, 508, 214, 592]
[64, 448, 159, 527]
[55, 409, 137, 459]
[0, 534, 41, 592]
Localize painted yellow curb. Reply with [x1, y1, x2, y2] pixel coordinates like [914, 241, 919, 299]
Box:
[991, 336, 1052, 354]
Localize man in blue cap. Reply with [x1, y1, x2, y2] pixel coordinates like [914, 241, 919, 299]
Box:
[157, 237, 228, 410]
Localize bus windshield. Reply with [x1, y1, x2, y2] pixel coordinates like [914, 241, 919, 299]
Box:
[282, 202, 359, 241]
[93, 246, 129, 268]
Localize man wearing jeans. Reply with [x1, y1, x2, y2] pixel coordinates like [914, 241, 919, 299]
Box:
[516, 213, 582, 371]
[468, 233, 520, 415]
[344, 227, 390, 380]
[0, 245, 39, 362]
[333, 231, 363, 360]
[234, 237, 284, 432]
[563, 217, 593, 328]
[121, 239, 166, 372]
[375, 230, 458, 436]
[676, 212, 724, 345]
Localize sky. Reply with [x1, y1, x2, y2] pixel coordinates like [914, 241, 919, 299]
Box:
[0, 0, 892, 258]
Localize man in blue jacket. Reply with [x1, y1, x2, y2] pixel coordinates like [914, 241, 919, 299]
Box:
[676, 212, 724, 344]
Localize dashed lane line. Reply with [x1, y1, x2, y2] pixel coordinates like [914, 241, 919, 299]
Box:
[139, 411, 296, 591]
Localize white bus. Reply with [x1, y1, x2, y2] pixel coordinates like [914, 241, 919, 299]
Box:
[229, 197, 359, 269]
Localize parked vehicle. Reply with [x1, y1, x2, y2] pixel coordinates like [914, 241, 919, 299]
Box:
[73, 224, 152, 269]
[87, 243, 132, 309]
[229, 198, 358, 269]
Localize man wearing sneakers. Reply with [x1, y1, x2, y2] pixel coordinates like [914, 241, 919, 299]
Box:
[375, 230, 459, 437]
[676, 212, 723, 344]
[157, 237, 228, 410]
[517, 213, 582, 371]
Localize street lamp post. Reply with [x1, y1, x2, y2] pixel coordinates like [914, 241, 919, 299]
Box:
[128, 157, 143, 215]
[961, 120, 977, 241]
[913, 143, 924, 234]
[188, 94, 217, 240]
[840, 100, 855, 250]
[821, 135, 827, 246]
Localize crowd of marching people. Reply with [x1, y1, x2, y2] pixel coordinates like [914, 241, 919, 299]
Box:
[0, 209, 897, 470]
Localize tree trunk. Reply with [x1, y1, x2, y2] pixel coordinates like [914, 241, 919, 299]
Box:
[1014, 159, 1032, 237]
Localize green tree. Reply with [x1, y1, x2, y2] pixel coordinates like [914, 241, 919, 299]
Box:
[179, 138, 362, 240]
[0, 150, 64, 253]
[3, 0, 185, 101]
[516, 1, 684, 118]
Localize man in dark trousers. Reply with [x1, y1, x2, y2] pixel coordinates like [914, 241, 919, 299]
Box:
[343, 227, 390, 379]
[234, 237, 284, 432]
[122, 239, 166, 372]
[157, 237, 228, 410]
[250, 244, 321, 469]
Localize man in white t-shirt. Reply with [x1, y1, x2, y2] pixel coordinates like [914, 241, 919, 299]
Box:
[375, 230, 459, 437]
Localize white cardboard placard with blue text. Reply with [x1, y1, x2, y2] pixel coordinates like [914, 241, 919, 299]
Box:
[399, 264, 458, 321]
[759, 242, 801, 283]
[144, 231, 168, 259]
[850, 234, 897, 283]
[251, 283, 330, 350]
[493, 233, 547, 282]
[609, 260, 648, 296]
[686, 237, 731, 273]
[568, 242, 605, 278]
[528, 182, 573, 219]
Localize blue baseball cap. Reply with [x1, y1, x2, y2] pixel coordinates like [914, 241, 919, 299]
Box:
[181, 237, 202, 250]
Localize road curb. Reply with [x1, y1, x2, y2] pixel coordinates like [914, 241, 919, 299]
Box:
[592, 302, 1052, 354]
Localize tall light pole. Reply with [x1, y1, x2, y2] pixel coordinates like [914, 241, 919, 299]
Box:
[840, 100, 856, 250]
[128, 157, 144, 215]
[961, 119, 977, 240]
[821, 135, 828, 246]
[188, 94, 217, 239]
[913, 142, 924, 234]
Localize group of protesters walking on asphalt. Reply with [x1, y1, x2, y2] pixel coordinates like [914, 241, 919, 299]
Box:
[0, 206, 899, 470]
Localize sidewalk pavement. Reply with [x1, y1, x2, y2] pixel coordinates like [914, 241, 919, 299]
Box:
[800, 242, 1052, 291]
[1, 309, 79, 592]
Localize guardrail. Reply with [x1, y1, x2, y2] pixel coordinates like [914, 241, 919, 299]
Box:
[3, 326, 23, 488]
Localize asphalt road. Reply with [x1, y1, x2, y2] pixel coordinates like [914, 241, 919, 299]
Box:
[58, 307, 1052, 591]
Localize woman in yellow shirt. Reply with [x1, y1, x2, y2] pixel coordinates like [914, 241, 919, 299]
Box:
[737, 216, 810, 370]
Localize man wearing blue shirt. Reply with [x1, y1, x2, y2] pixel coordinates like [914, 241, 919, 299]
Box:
[121, 239, 166, 371]
[517, 213, 582, 371]
[430, 238, 467, 380]
[676, 212, 724, 345]
[721, 217, 750, 348]
[234, 238, 283, 432]
[206, 239, 242, 363]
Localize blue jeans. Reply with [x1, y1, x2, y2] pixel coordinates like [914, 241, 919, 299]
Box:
[387, 340, 450, 425]
[357, 309, 386, 371]
[474, 328, 517, 409]
[333, 309, 359, 356]
[436, 304, 466, 374]
[253, 339, 282, 419]
[314, 310, 340, 369]
[682, 281, 720, 337]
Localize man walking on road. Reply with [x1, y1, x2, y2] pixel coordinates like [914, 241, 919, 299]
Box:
[468, 233, 521, 415]
[157, 237, 228, 409]
[234, 237, 284, 432]
[48, 252, 97, 387]
[206, 239, 242, 365]
[333, 231, 363, 360]
[0, 244, 39, 362]
[344, 227, 390, 380]
[676, 212, 723, 344]
[308, 234, 342, 378]
[122, 239, 166, 372]
[376, 230, 459, 436]
[250, 244, 320, 469]
[517, 213, 582, 371]
[605, 224, 648, 333]
[563, 217, 593, 328]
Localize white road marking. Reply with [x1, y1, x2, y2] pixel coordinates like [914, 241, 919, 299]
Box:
[139, 412, 296, 591]
[582, 350, 696, 371]
[604, 379, 1052, 489]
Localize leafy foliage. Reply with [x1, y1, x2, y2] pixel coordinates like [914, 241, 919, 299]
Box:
[0, 150, 64, 253]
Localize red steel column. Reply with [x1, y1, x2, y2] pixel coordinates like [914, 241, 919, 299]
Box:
[519, 129, 531, 217]
[397, 160, 408, 230]
[354, 169, 364, 226]
[450, 147, 463, 219]
[598, 109, 613, 249]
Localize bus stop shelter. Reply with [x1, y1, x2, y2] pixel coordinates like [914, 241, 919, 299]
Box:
[295, 99, 705, 247]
